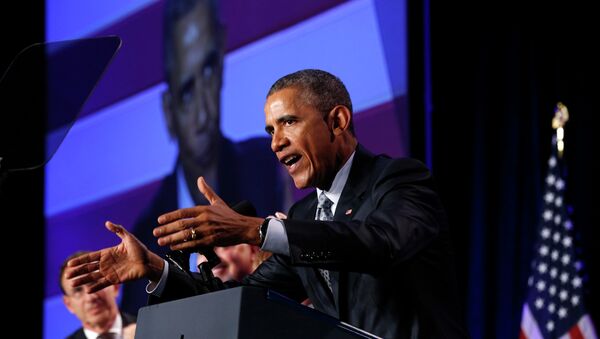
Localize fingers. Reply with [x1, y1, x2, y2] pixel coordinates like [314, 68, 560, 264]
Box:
[154, 216, 199, 238]
[67, 251, 101, 267]
[157, 206, 204, 225]
[65, 261, 100, 280]
[105, 221, 127, 239]
[66, 263, 110, 293]
[156, 225, 197, 247]
[86, 279, 113, 294]
[196, 176, 224, 205]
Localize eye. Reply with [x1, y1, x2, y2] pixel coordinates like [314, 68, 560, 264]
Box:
[178, 78, 195, 110]
[201, 52, 218, 81]
[283, 119, 295, 126]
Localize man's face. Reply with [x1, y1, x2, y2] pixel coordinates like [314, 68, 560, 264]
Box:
[165, 3, 223, 166]
[198, 245, 257, 282]
[265, 88, 338, 189]
[61, 275, 119, 330]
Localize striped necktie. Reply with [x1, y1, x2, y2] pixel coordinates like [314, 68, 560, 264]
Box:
[317, 192, 334, 292]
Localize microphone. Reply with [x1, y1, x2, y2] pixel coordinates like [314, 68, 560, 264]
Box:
[198, 200, 257, 268]
[165, 200, 257, 290]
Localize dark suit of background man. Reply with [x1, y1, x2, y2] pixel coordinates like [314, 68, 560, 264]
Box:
[60, 252, 136, 339]
[66, 69, 470, 339]
[121, 0, 290, 314]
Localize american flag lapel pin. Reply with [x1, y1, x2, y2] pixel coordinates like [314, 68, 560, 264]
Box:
[345, 209, 352, 215]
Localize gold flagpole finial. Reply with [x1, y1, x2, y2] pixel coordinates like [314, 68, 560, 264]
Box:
[552, 102, 569, 158]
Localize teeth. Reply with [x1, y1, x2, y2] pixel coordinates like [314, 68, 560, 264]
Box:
[283, 155, 299, 165]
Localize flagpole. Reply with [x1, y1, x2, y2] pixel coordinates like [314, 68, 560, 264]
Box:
[552, 102, 569, 158]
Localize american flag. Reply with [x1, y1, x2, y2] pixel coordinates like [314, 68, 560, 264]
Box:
[520, 136, 597, 339]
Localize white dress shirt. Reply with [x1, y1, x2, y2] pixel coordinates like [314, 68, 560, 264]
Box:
[83, 312, 123, 339]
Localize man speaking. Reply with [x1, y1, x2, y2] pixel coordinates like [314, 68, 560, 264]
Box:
[67, 69, 469, 338]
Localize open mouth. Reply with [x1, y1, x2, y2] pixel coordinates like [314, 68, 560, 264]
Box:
[281, 154, 301, 168]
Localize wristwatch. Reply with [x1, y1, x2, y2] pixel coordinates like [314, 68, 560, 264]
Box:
[258, 217, 271, 247]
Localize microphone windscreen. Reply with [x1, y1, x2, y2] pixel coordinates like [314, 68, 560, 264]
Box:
[231, 200, 256, 217]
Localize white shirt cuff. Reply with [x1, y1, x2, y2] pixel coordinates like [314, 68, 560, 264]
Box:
[261, 218, 290, 256]
[146, 260, 169, 296]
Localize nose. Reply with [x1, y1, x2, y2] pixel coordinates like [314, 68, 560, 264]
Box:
[84, 290, 101, 303]
[271, 129, 289, 153]
[192, 74, 209, 132]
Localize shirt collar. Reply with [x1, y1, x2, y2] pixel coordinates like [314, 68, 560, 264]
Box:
[316, 151, 356, 206]
[83, 312, 122, 339]
[176, 165, 196, 209]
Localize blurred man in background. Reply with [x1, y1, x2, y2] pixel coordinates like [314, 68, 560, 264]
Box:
[60, 251, 136, 339]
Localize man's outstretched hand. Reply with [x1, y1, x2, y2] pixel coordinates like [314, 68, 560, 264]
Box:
[153, 176, 265, 251]
[65, 221, 165, 293]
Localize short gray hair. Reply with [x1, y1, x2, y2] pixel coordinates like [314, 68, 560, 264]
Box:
[267, 69, 354, 134]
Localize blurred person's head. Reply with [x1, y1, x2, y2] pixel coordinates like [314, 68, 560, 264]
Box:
[162, 0, 225, 169]
[60, 251, 120, 333]
[198, 244, 271, 282]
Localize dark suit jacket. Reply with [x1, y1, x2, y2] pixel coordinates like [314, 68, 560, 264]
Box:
[121, 136, 288, 314]
[152, 145, 468, 338]
[66, 312, 136, 339]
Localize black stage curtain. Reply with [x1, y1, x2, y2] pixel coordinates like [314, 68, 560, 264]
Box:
[423, 3, 597, 338]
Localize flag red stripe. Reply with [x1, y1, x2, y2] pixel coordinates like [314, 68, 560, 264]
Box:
[519, 328, 528, 339]
[569, 324, 585, 339]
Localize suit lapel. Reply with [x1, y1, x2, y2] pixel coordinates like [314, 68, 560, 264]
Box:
[292, 146, 377, 316]
[331, 145, 376, 316]
[334, 144, 375, 222]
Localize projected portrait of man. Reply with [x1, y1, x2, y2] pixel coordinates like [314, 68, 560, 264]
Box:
[121, 0, 290, 313]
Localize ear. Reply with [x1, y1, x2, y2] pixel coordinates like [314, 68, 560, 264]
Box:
[162, 90, 176, 139]
[329, 105, 352, 136]
[63, 295, 75, 314]
[112, 284, 121, 298]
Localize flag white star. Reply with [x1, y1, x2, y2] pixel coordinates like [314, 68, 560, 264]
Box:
[535, 298, 544, 309]
[559, 290, 568, 301]
[562, 236, 572, 248]
[548, 303, 556, 313]
[561, 254, 570, 265]
[549, 285, 556, 295]
[572, 276, 582, 288]
[538, 263, 548, 274]
[536, 280, 546, 291]
[564, 220, 573, 230]
[541, 229, 551, 239]
[543, 210, 553, 221]
[546, 175, 556, 185]
[552, 250, 559, 261]
[546, 321, 554, 332]
[560, 272, 569, 283]
[572, 295, 580, 306]
[555, 179, 565, 190]
[549, 157, 557, 167]
[554, 215, 562, 225]
[545, 192, 555, 203]
[553, 232, 561, 243]
[554, 197, 563, 207]
[558, 307, 567, 318]
[550, 267, 558, 278]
